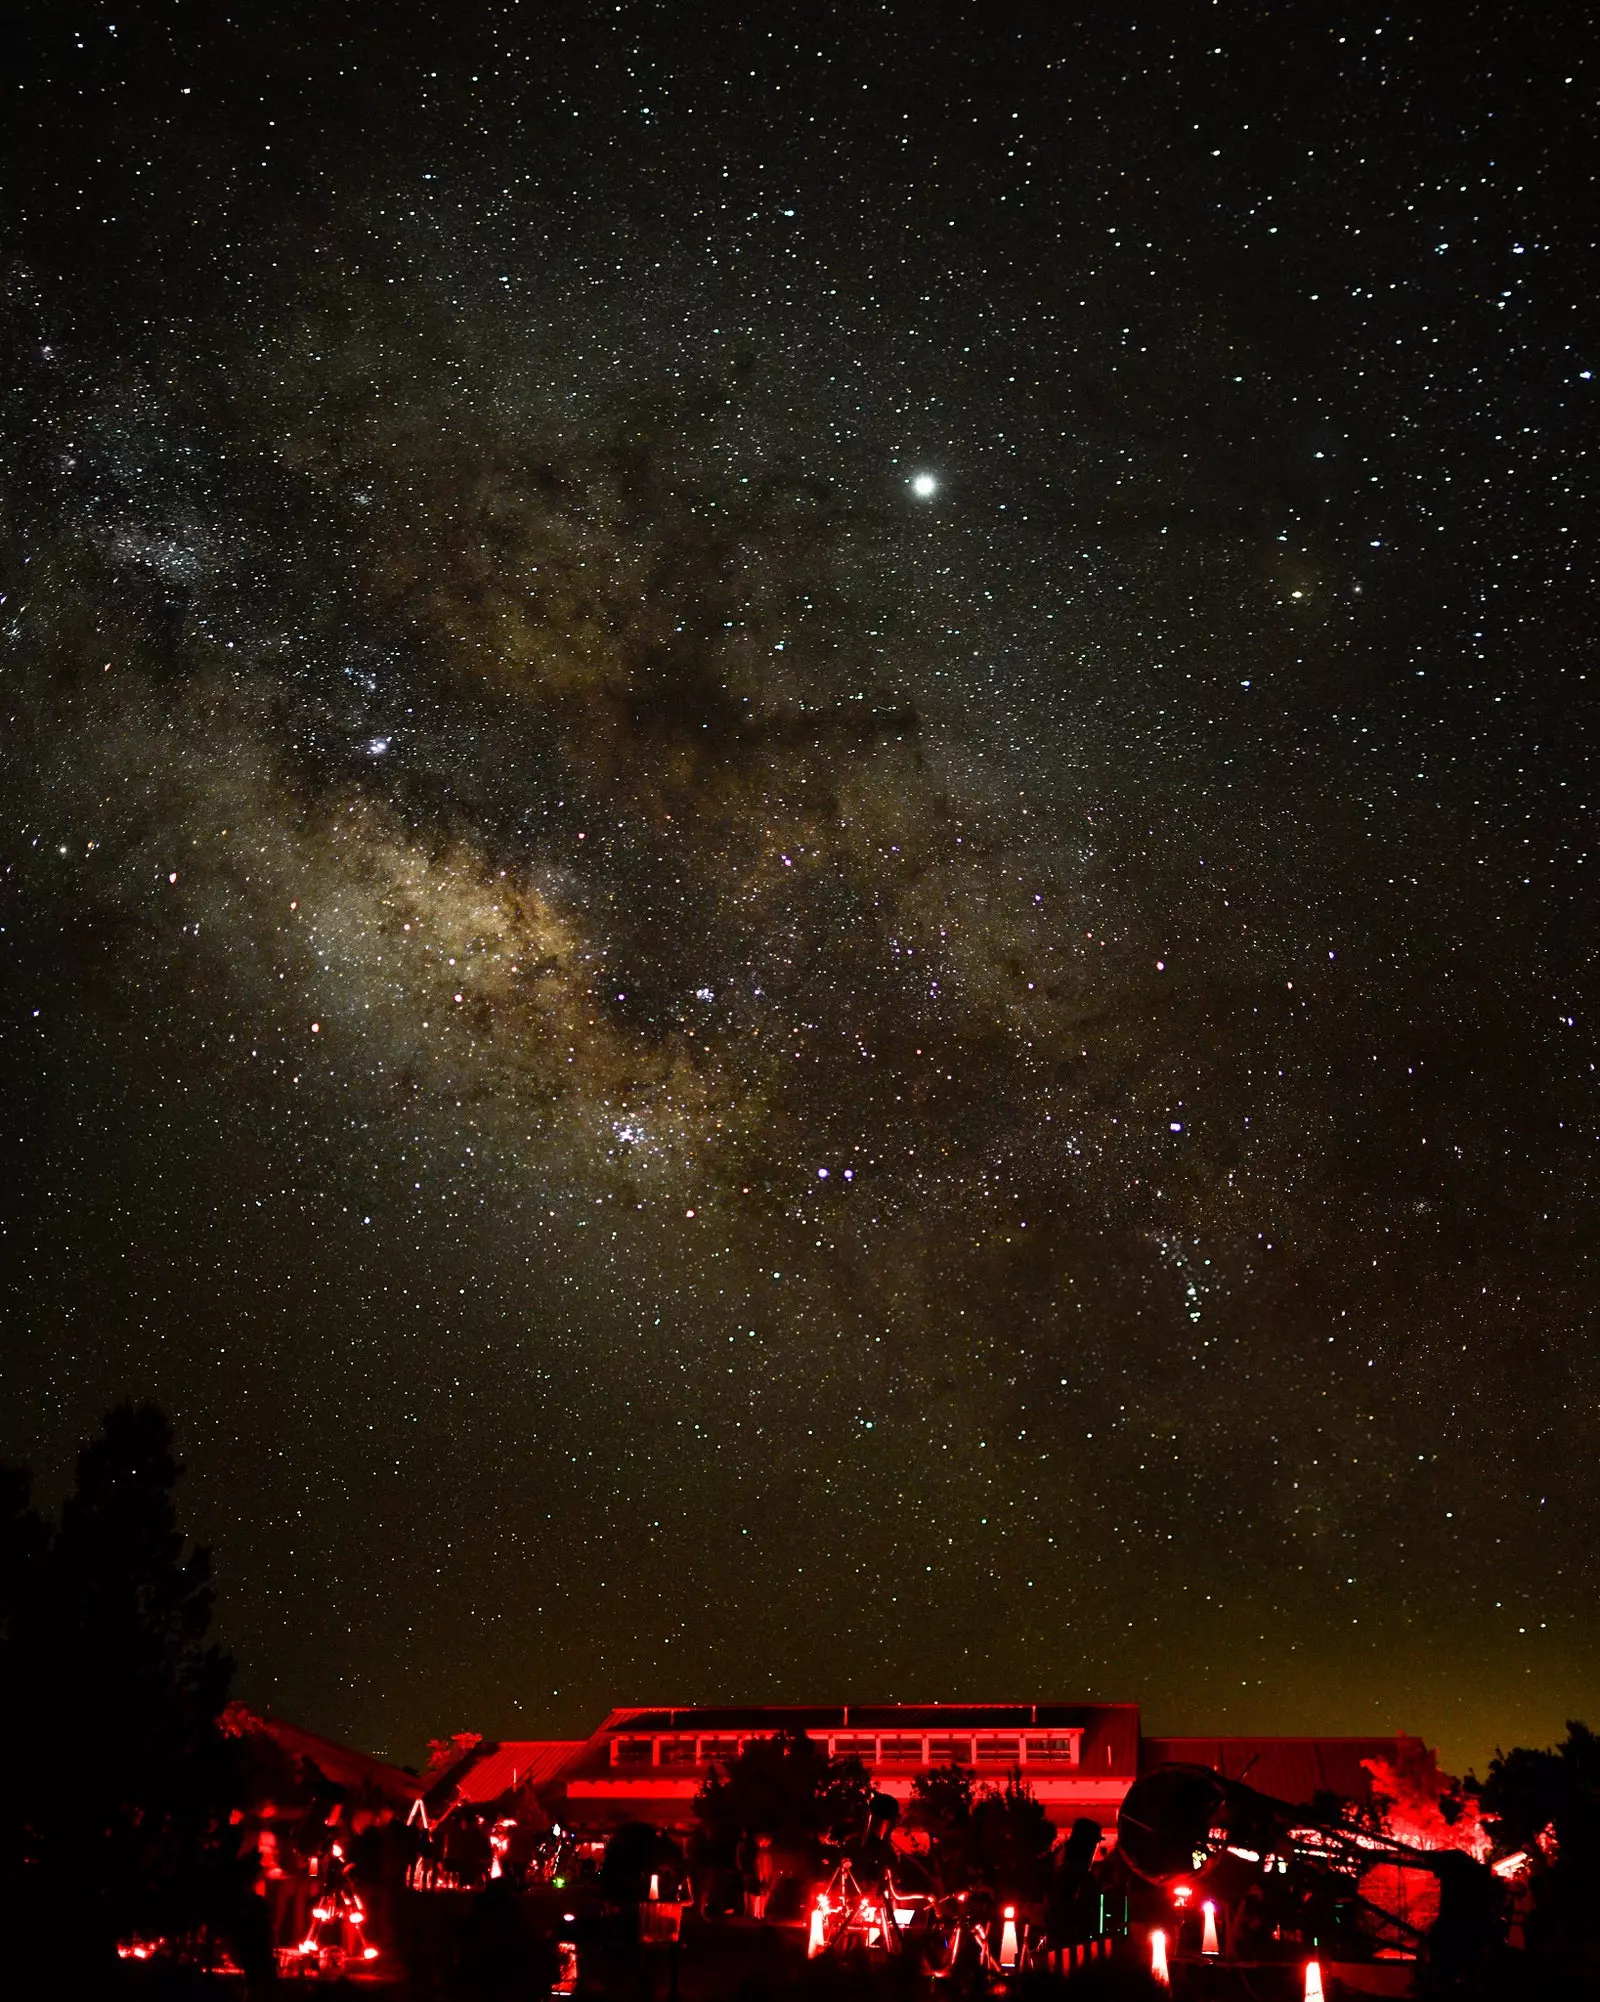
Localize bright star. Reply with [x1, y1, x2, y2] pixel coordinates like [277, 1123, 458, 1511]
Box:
[910, 472, 939, 499]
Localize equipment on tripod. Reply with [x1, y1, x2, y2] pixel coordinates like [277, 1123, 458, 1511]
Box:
[807, 1855, 906, 1958]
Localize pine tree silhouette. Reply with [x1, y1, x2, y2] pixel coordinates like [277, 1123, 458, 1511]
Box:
[0, 1405, 246, 1992]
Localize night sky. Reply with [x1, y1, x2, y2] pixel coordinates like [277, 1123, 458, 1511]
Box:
[3, 2, 1595, 1778]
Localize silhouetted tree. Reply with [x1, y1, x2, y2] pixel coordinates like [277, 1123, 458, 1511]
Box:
[1362, 1735, 1488, 1857]
[695, 1727, 870, 1850]
[693, 1726, 873, 1912]
[972, 1772, 1057, 1903]
[0, 1405, 245, 1991]
[1479, 1720, 1600, 1957]
[909, 1762, 978, 1891]
[909, 1764, 1056, 1903]
[818, 1756, 875, 1847]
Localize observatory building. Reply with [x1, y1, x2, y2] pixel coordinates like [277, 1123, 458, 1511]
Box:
[422, 1702, 1398, 1834]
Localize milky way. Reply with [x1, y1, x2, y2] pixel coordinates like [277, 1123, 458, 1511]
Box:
[2, 2, 1595, 1771]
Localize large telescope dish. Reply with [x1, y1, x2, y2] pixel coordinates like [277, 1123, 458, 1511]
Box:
[1116, 1765, 1236, 1885]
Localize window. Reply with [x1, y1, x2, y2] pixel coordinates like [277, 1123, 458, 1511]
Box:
[973, 1735, 1021, 1764]
[927, 1735, 973, 1765]
[612, 1737, 655, 1767]
[833, 1734, 878, 1759]
[658, 1737, 700, 1766]
[699, 1736, 741, 1762]
[879, 1735, 925, 1762]
[1024, 1733, 1082, 1765]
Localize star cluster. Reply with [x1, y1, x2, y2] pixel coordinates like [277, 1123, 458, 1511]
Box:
[1, 1, 1595, 1772]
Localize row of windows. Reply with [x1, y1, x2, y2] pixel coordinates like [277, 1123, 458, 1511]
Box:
[610, 1730, 1083, 1769]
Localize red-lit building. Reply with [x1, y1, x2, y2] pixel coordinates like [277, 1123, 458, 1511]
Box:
[425, 1704, 1399, 1836]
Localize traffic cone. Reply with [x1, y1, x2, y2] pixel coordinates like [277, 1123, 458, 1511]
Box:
[1201, 1900, 1220, 1955]
[1150, 1928, 1171, 1988]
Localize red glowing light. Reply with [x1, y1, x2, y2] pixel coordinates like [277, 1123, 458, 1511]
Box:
[1201, 1899, 1219, 1955]
[290, 1879, 381, 1973]
[998, 1908, 1020, 1969]
[1150, 1928, 1171, 1988]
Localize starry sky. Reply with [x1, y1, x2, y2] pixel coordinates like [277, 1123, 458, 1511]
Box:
[2, 2, 1595, 1778]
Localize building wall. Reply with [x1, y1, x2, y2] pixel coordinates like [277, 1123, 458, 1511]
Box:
[556, 1703, 1142, 1831]
[430, 1706, 1402, 1835]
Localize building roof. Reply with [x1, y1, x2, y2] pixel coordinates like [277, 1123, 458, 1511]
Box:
[1141, 1735, 1400, 1808]
[248, 1712, 423, 1804]
[425, 1738, 587, 1814]
[591, 1703, 1134, 1734]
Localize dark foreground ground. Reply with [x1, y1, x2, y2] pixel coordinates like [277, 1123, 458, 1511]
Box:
[96, 1906, 1600, 2002]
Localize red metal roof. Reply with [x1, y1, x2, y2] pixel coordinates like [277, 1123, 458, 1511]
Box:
[248, 1713, 423, 1803]
[430, 1739, 586, 1809]
[591, 1703, 1135, 1736]
[1141, 1736, 1400, 1808]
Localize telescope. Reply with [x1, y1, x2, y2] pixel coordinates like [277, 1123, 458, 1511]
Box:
[1117, 1764, 1500, 1969]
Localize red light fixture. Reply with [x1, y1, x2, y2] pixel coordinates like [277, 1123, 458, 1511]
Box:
[998, 1907, 1019, 1968]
